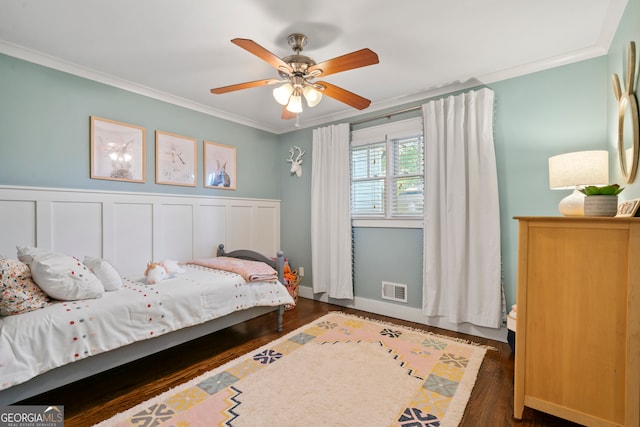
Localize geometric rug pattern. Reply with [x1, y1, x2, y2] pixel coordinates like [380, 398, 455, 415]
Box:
[95, 312, 486, 427]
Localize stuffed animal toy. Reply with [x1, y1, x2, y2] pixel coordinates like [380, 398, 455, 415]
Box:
[283, 262, 298, 285]
[144, 260, 185, 284]
[161, 259, 186, 276]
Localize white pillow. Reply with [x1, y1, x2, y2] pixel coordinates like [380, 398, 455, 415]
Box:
[25, 249, 104, 301]
[84, 256, 123, 291]
[16, 245, 50, 265]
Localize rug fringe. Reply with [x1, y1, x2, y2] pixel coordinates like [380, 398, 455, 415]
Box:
[92, 321, 329, 426]
[94, 311, 491, 426]
[328, 310, 497, 350]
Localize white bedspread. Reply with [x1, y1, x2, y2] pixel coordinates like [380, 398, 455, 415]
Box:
[0, 264, 294, 391]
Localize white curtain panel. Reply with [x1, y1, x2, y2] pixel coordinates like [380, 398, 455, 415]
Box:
[422, 88, 502, 328]
[310, 123, 353, 299]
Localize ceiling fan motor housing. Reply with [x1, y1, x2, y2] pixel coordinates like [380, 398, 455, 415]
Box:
[287, 33, 307, 52]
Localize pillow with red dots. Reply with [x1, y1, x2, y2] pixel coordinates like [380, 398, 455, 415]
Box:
[0, 257, 51, 316]
[83, 256, 123, 291]
[17, 247, 104, 301]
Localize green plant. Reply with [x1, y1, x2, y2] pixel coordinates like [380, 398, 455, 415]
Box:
[579, 184, 624, 196]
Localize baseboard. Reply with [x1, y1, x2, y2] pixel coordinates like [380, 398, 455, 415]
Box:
[298, 286, 507, 343]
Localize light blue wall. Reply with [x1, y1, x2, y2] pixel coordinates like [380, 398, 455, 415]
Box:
[2, 0, 637, 316]
[492, 57, 609, 307]
[280, 56, 609, 311]
[0, 53, 281, 199]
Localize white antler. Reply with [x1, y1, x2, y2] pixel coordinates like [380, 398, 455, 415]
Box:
[286, 146, 305, 177]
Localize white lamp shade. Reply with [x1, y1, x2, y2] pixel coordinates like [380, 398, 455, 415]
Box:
[548, 150, 609, 189]
[548, 150, 609, 216]
[273, 83, 293, 105]
[303, 86, 323, 107]
[286, 94, 303, 113]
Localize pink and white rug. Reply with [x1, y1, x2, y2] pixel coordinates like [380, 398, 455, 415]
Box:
[96, 312, 487, 427]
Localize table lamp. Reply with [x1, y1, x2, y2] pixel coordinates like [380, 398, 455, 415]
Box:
[548, 150, 609, 216]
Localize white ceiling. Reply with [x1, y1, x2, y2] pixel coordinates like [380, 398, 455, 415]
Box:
[0, 0, 628, 134]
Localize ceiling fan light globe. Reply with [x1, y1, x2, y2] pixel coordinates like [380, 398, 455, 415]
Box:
[273, 83, 293, 105]
[286, 95, 303, 113]
[303, 86, 323, 107]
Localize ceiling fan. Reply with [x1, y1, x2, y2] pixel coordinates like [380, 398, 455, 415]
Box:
[210, 33, 379, 120]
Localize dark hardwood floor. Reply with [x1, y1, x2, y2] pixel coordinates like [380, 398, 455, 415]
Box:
[20, 298, 582, 426]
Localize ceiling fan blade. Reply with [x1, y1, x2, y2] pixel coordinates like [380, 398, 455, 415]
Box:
[231, 38, 292, 73]
[210, 78, 278, 94]
[308, 48, 379, 77]
[281, 107, 296, 120]
[317, 81, 372, 110]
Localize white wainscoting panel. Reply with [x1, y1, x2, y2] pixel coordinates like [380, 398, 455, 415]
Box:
[51, 201, 103, 259]
[0, 186, 281, 276]
[0, 200, 36, 256]
[254, 205, 280, 256]
[113, 203, 154, 275]
[227, 205, 254, 251]
[155, 204, 194, 262]
[195, 203, 227, 259]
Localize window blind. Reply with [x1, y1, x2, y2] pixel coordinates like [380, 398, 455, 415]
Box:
[351, 141, 386, 215]
[392, 135, 424, 216]
[350, 117, 424, 220]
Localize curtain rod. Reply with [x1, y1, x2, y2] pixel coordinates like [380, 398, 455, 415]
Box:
[350, 105, 421, 126]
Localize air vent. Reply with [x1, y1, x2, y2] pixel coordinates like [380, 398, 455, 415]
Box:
[381, 281, 408, 303]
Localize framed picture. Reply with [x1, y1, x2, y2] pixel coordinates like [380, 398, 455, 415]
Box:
[155, 131, 197, 186]
[204, 141, 236, 190]
[616, 198, 640, 217]
[90, 116, 146, 182]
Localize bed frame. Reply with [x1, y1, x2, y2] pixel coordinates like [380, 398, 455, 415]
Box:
[0, 245, 286, 406]
[217, 243, 287, 334]
[0, 186, 286, 405]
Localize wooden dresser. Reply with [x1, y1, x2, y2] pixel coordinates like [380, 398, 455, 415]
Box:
[514, 217, 639, 426]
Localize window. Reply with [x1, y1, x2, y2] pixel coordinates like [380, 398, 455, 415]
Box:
[351, 117, 424, 227]
[351, 141, 386, 215]
[392, 135, 424, 215]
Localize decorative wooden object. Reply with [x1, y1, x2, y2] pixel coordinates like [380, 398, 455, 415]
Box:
[514, 217, 640, 426]
[612, 41, 639, 183]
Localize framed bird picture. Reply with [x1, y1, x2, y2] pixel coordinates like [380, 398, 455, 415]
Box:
[155, 130, 197, 187]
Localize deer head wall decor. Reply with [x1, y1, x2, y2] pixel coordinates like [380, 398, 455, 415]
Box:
[286, 146, 305, 178]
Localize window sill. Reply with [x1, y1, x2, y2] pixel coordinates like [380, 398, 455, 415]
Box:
[352, 218, 423, 229]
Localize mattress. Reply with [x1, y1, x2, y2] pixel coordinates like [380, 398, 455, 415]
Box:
[0, 264, 294, 391]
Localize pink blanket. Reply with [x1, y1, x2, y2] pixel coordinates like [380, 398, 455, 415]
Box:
[188, 257, 278, 282]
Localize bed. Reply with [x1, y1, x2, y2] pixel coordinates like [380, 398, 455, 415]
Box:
[0, 244, 294, 405]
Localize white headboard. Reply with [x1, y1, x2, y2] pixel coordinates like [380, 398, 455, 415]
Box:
[0, 186, 280, 276]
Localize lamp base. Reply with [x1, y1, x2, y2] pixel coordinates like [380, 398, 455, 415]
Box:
[558, 189, 585, 216]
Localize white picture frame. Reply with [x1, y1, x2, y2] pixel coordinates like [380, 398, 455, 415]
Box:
[616, 198, 640, 217]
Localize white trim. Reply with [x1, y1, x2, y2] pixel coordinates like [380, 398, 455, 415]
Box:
[298, 287, 507, 343]
[352, 218, 422, 228]
[351, 117, 423, 145]
[0, 41, 276, 134]
[0, 184, 280, 203]
[0, 1, 624, 137]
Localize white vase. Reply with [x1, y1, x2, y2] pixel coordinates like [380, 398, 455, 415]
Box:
[583, 195, 618, 217]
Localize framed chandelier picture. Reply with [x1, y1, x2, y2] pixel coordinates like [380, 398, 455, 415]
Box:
[90, 116, 146, 183]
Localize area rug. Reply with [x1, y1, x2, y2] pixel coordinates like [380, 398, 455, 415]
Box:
[96, 312, 487, 427]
